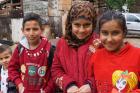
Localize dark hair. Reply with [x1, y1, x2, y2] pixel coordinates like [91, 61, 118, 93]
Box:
[0, 44, 12, 54]
[22, 13, 43, 29]
[98, 10, 127, 36]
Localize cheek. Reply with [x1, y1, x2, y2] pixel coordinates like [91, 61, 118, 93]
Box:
[114, 35, 124, 43]
[7, 57, 11, 62]
[86, 28, 92, 34]
[72, 27, 78, 34]
[0, 61, 2, 64]
[23, 31, 29, 37]
[39, 30, 43, 35]
[99, 35, 106, 43]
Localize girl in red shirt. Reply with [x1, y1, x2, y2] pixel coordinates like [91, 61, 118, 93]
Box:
[88, 10, 140, 93]
[51, 1, 97, 93]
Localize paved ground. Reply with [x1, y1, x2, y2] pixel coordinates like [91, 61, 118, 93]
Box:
[125, 37, 140, 48]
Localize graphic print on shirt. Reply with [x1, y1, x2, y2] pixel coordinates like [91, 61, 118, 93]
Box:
[28, 65, 37, 76]
[38, 66, 47, 77]
[112, 70, 138, 92]
[21, 64, 26, 80]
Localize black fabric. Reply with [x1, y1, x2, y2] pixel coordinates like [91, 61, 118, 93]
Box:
[7, 79, 18, 93]
[0, 40, 14, 46]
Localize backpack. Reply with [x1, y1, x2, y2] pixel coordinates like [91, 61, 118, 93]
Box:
[17, 44, 56, 68]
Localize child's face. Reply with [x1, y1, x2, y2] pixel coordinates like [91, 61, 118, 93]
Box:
[100, 20, 125, 52]
[0, 49, 12, 69]
[72, 18, 93, 40]
[22, 20, 42, 45]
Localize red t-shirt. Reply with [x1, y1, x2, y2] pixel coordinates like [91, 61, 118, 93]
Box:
[88, 43, 140, 93]
[8, 37, 55, 93]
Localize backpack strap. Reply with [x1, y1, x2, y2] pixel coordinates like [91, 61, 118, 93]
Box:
[47, 45, 56, 68]
[17, 43, 23, 56]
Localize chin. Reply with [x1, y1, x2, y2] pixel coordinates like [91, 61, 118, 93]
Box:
[106, 47, 116, 52]
[78, 37, 86, 40]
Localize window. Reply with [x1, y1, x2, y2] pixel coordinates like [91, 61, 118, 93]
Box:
[126, 14, 139, 22]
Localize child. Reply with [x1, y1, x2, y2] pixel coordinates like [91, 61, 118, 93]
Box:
[88, 10, 140, 93]
[0, 44, 17, 93]
[51, 1, 97, 93]
[8, 13, 55, 93]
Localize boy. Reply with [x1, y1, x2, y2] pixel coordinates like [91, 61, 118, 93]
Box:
[8, 13, 55, 93]
[0, 44, 17, 93]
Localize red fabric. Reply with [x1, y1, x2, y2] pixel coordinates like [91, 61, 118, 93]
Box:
[111, 88, 140, 93]
[51, 34, 97, 93]
[88, 43, 140, 93]
[8, 38, 55, 93]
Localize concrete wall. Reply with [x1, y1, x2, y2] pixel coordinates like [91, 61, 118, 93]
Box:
[11, 18, 23, 42]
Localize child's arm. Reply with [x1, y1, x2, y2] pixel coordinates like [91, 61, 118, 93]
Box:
[18, 83, 24, 93]
[51, 49, 77, 92]
[8, 46, 22, 87]
[85, 54, 97, 93]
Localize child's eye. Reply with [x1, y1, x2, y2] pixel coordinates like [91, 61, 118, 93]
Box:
[33, 28, 40, 31]
[25, 28, 30, 31]
[101, 31, 108, 36]
[0, 58, 2, 60]
[83, 23, 91, 28]
[74, 23, 81, 27]
[122, 81, 126, 85]
[4, 56, 10, 59]
[112, 31, 120, 36]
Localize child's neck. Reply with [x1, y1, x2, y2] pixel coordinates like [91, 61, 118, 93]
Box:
[29, 39, 41, 50]
[3, 66, 8, 71]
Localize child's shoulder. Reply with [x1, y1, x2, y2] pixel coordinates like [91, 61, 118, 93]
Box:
[128, 43, 140, 53]
[56, 37, 67, 46]
[91, 48, 106, 59]
[95, 48, 106, 54]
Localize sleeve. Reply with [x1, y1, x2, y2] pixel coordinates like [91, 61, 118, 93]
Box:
[43, 68, 56, 93]
[8, 46, 22, 86]
[51, 41, 77, 92]
[85, 54, 97, 93]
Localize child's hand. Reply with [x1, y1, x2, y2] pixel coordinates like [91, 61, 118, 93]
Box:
[56, 76, 63, 89]
[40, 89, 45, 93]
[92, 39, 101, 48]
[89, 39, 101, 53]
[67, 85, 79, 93]
[18, 83, 24, 93]
[78, 84, 91, 93]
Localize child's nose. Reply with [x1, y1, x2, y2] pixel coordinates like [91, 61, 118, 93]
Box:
[107, 35, 113, 42]
[29, 30, 35, 35]
[79, 26, 85, 32]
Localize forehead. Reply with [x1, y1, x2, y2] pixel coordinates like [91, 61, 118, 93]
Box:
[24, 20, 40, 27]
[72, 18, 92, 24]
[101, 20, 122, 30]
[0, 49, 11, 58]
